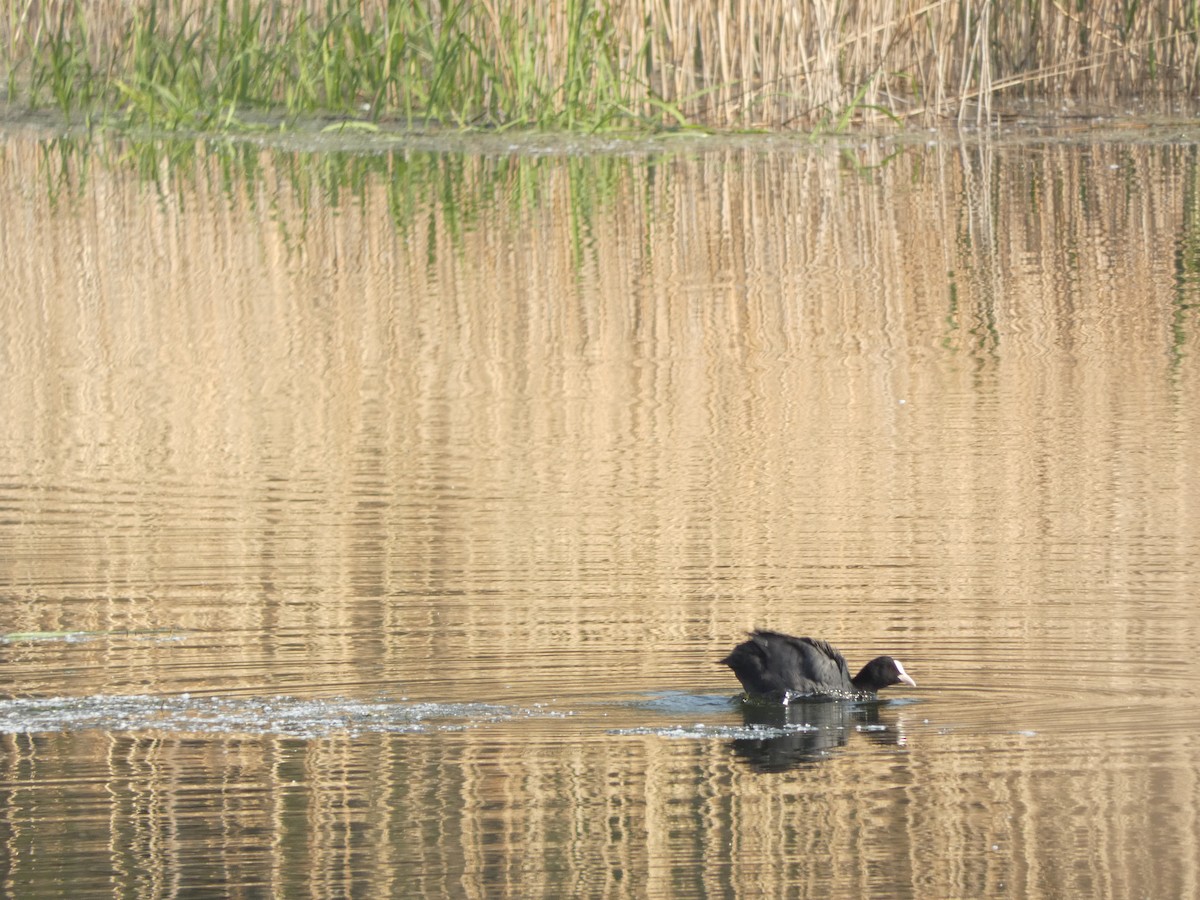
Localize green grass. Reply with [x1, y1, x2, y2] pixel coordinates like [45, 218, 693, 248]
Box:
[4, 0, 691, 132]
[8, 0, 1200, 133]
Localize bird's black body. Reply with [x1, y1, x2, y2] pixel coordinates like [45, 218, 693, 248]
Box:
[722, 630, 915, 701]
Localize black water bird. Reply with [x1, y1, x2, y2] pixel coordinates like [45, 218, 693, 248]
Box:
[722, 630, 916, 701]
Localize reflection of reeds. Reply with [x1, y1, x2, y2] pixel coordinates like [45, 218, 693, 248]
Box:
[5, 131, 1200, 898]
[4, 1, 1200, 129]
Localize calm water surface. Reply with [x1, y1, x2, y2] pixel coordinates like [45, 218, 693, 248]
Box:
[1, 125, 1199, 898]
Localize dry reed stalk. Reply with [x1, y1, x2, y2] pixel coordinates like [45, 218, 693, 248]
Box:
[5, 0, 1200, 128]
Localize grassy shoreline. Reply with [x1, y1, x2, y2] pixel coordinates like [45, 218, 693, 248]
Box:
[5, 1, 1200, 132]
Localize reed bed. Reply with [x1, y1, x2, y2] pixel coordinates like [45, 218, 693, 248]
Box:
[4, 0, 1200, 130]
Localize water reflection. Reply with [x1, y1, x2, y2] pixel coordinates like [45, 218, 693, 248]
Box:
[730, 699, 906, 772]
[1, 125, 1199, 897]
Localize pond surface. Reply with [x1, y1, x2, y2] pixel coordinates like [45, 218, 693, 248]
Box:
[2, 123, 1200, 898]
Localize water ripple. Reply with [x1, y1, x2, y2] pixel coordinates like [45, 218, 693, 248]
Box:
[0, 695, 572, 738]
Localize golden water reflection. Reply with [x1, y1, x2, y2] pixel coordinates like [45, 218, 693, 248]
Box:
[1, 131, 1199, 897]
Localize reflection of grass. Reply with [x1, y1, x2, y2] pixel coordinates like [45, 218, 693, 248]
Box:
[8, 0, 689, 132]
[38, 131, 648, 271]
[1171, 153, 1200, 369]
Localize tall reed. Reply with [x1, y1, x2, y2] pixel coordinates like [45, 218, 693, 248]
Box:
[4, 0, 1200, 130]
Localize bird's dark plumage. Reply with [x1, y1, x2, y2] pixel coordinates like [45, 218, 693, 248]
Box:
[722, 630, 915, 701]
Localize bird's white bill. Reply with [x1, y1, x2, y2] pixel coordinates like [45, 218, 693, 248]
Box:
[895, 659, 917, 687]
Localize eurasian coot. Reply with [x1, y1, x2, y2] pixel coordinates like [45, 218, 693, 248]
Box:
[722, 629, 916, 700]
